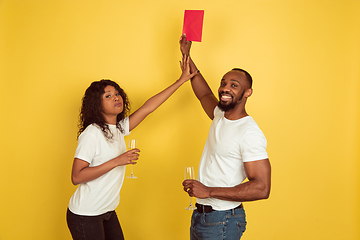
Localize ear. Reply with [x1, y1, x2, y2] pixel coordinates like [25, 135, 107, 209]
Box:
[245, 88, 253, 98]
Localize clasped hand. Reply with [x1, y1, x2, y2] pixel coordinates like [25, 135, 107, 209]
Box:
[182, 179, 211, 199]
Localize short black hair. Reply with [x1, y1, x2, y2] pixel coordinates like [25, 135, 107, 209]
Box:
[232, 68, 253, 89]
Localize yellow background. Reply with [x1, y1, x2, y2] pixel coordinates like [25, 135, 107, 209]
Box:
[1, 0, 359, 239]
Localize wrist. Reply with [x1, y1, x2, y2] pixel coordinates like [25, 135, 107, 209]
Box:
[176, 78, 186, 85]
[207, 187, 213, 198]
[114, 156, 124, 167]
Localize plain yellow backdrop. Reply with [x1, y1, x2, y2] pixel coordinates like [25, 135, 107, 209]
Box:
[1, 0, 359, 239]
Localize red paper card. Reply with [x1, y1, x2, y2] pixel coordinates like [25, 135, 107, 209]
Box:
[182, 10, 204, 42]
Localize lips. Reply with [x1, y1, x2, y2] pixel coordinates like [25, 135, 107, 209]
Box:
[114, 103, 122, 107]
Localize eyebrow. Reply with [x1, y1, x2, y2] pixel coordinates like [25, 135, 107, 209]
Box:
[221, 79, 241, 83]
[104, 90, 119, 93]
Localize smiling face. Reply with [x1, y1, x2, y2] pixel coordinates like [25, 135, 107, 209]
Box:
[101, 85, 124, 123]
[217, 70, 251, 112]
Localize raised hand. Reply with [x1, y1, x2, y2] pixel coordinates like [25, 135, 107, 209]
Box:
[180, 34, 192, 56]
[178, 54, 199, 83]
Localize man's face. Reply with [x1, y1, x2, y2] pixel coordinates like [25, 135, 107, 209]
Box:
[217, 71, 248, 112]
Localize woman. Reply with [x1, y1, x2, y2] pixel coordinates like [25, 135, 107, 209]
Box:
[67, 56, 197, 240]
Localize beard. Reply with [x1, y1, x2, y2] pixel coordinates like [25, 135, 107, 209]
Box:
[217, 90, 245, 112]
[217, 100, 237, 111]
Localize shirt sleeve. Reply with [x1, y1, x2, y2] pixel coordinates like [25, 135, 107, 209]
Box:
[121, 117, 131, 136]
[240, 128, 268, 162]
[74, 129, 97, 164]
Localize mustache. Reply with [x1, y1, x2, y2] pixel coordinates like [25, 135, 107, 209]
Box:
[219, 91, 233, 97]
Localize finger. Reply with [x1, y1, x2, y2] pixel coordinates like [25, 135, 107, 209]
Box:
[183, 180, 191, 186]
[179, 34, 186, 44]
[188, 70, 199, 79]
[183, 54, 189, 65]
[184, 185, 192, 193]
[130, 148, 140, 153]
[130, 154, 139, 163]
[181, 33, 186, 41]
[185, 56, 191, 69]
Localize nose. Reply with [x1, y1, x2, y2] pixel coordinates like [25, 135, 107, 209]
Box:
[220, 84, 231, 92]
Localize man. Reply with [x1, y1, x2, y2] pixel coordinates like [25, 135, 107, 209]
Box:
[180, 34, 271, 240]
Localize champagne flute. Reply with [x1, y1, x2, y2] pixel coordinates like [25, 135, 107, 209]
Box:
[184, 166, 196, 210]
[126, 139, 137, 179]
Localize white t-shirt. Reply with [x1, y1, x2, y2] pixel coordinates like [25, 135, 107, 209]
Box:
[68, 118, 130, 216]
[197, 107, 268, 211]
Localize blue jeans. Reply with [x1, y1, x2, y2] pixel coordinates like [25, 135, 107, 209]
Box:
[66, 209, 125, 240]
[190, 207, 247, 240]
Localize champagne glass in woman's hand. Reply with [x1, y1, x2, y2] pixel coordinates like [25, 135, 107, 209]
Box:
[126, 139, 137, 179]
[184, 167, 196, 210]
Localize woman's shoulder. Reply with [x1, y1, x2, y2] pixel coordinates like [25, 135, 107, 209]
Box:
[80, 124, 102, 138]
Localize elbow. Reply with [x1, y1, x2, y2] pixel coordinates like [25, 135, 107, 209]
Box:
[262, 189, 270, 200]
[260, 185, 271, 200]
[71, 176, 80, 186]
[142, 101, 156, 115]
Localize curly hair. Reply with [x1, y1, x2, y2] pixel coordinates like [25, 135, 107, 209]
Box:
[77, 79, 131, 140]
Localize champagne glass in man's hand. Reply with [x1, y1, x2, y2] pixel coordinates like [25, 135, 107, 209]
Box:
[184, 167, 196, 210]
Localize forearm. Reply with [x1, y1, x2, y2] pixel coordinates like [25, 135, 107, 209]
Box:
[71, 158, 119, 185]
[184, 57, 217, 119]
[128, 79, 186, 131]
[141, 79, 185, 113]
[187, 56, 213, 101]
[209, 180, 271, 202]
[179, 35, 217, 118]
[129, 55, 197, 131]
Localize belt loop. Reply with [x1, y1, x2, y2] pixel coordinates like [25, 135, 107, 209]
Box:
[231, 208, 235, 215]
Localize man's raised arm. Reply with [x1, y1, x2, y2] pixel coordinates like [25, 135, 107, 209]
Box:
[179, 34, 218, 120]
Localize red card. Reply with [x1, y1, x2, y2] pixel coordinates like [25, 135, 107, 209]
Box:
[182, 10, 204, 42]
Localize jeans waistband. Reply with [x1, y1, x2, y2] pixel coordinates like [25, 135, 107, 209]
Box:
[195, 203, 243, 213]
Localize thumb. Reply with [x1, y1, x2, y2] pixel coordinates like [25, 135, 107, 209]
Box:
[190, 70, 200, 78]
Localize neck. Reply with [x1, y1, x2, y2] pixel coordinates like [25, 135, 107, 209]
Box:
[223, 98, 250, 120]
[103, 114, 117, 125]
[224, 108, 248, 120]
[223, 101, 248, 120]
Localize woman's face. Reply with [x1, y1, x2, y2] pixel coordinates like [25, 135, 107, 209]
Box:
[101, 85, 124, 119]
